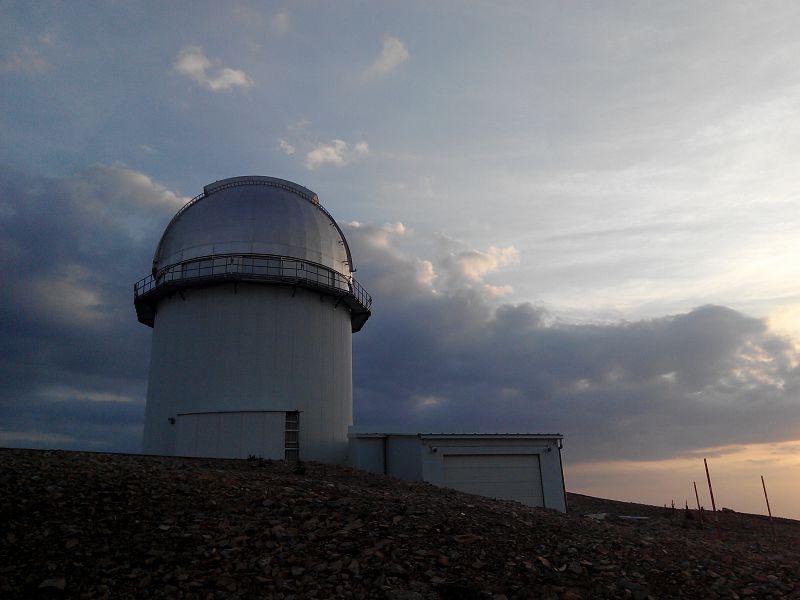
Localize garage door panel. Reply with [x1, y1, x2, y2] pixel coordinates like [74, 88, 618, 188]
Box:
[445, 466, 539, 484]
[443, 454, 544, 507]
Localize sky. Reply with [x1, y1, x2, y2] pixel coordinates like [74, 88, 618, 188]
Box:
[2, 1, 800, 518]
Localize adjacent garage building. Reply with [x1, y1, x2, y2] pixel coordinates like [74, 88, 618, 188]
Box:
[348, 433, 567, 512]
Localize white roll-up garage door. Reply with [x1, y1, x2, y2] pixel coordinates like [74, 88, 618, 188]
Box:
[442, 453, 544, 507]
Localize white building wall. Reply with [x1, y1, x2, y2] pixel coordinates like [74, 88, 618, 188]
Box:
[175, 411, 285, 459]
[348, 435, 423, 480]
[347, 436, 385, 474]
[386, 436, 423, 481]
[348, 434, 567, 512]
[142, 282, 353, 463]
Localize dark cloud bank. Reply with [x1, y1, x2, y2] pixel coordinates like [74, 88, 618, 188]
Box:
[0, 165, 182, 452]
[1, 166, 798, 462]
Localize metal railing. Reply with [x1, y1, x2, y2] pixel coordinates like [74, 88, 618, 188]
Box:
[134, 253, 372, 311]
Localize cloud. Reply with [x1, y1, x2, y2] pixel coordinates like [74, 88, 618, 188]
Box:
[365, 35, 409, 78]
[0, 164, 186, 452]
[346, 222, 436, 296]
[38, 32, 56, 46]
[26, 264, 106, 327]
[447, 245, 519, 282]
[483, 284, 514, 298]
[567, 438, 800, 518]
[2, 164, 798, 469]
[345, 222, 800, 463]
[1, 43, 49, 74]
[278, 138, 296, 155]
[413, 394, 444, 409]
[232, 5, 288, 34]
[348, 221, 406, 249]
[280, 122, 368, 169]
[39, 385, 136, 404]
[173, 45, 253, 91]
[272, 11, 290, 33]
[0, 430, 75, 445]
[305, 139, 369, 170]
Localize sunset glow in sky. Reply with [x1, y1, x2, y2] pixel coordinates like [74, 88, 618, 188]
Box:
[2, 2, 799, 518]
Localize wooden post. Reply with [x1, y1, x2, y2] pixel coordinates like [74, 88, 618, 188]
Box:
[704, 458, 721, 540]
[761, 475, 775, 541]
[693, 481, 704, 527]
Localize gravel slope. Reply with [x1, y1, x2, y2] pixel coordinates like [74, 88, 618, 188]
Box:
[1, 449, 798, 599]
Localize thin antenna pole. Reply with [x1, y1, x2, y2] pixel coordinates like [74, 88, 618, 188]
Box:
[693, 481, 704, 527]
[704, 458, 721, 540]
[761, 475, 775, 541]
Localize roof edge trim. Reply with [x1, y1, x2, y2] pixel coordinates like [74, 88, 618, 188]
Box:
[348, 433, 564, 439]
[203, 176, 319, 204]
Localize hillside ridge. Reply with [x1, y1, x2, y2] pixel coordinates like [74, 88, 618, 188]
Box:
[1, 449, 798, 599]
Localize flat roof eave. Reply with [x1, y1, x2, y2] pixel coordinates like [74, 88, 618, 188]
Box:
[349, 432, 563, 440]
[417, 433, 563, 440]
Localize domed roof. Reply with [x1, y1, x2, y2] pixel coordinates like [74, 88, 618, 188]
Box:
[153, 176, 353, 275]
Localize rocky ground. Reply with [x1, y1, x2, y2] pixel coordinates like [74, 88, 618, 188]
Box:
[1, 449, 798, 599]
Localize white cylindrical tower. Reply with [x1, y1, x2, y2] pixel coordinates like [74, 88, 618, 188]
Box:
[134, 176, 371, 464]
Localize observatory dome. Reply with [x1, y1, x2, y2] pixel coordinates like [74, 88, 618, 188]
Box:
[134, 176, 371, 331]
[153, 176, 352, 275]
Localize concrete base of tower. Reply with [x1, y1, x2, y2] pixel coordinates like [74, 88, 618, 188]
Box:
[141, 282, 353, 464]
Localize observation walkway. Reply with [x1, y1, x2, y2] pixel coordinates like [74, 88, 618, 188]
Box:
[134, 253, 372, 332]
